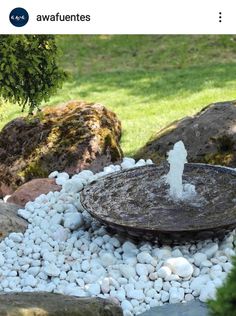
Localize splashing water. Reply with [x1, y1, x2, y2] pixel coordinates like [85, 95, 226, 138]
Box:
[166, 141, 196, 200]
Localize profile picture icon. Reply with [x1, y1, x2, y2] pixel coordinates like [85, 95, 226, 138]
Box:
[9, 8, 29, 27]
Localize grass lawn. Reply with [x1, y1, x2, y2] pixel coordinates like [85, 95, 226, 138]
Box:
[1, 35, 236, 156]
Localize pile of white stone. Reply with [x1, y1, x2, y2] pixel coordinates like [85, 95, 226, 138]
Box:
[0, 157, 235, 316]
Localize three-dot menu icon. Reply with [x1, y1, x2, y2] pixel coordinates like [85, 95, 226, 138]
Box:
[219, 12, 222, 23]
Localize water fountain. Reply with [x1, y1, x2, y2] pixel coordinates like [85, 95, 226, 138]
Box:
[81, 141, 236, 243]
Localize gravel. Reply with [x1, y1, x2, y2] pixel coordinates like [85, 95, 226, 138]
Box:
[0, 157, 235, 316]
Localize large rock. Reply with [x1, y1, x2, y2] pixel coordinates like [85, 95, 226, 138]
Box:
[0, 200, 27, 240]
[0, 101, 123, 197]
[7, 178, 61, 207]
[0, 292, 123, 316]
[135, 100, 236, 167]
[140, 300, 208, 316]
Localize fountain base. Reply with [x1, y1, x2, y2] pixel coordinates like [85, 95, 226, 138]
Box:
[81, 163, 236, 244]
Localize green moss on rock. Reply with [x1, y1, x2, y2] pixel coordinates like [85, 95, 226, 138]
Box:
[0, 101, 123, 195]
[135, 101, 236, 167]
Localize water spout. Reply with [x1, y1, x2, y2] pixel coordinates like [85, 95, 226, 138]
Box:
[166, 141, 187, 200]
[166, 141, 197, 201]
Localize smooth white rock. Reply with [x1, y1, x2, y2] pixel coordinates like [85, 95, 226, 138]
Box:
[223, 248, 235, 258]
[28, 267, 40, 276]
[121, 300, 133, 311]
[202, 243, 219, 259]
[50, 214, 63, 225]
[0, 253, 5, 265]
[127, 289, 145, 300]
[135, 159, 146, 167]
[48, 171, 59, 178]
[154, 278, 163, 292]
[44, 264, 60, 277]
[52, 226, 69, 242]
[190, 275, 210, 294]
[157, 266, 172, 279]
[136, 264, 149, 277]
[23, 275, 37, 287]
[86, 283, 101, 296]
[68, 288, 87, 297]
[145, 288, 157, 299]
[56, 177, 69, 186]
[63, 213, 84, 230]
[171, 249, 183, 258]
[193, 253, 207, 266]
[100, 278, 110, 293]
[149, 272, 158, 281]
[199, 281, 216, 302]
[163, 281, 171, 292]
[165, 257, 193, 278]
[137, 252, 153, 264]
[193, 267, 200, 277]
[152, 248, 172, 260]
[115, 288, 126, 302]
[201, 260, 213, 268]
[81, 260, 90, 272]
[169, 287, 184, 304]
[121, 158, 136, 170]
[62, 179, 84, 193]
[8, 233, 23, 243]
[119, 264, 136, 279]
[160, 290, 169, 303]
[18, 209, 31, 220]
[185, 294, 194, 301]
[122, 241, 138, 255]
[222, 262, 233, 273]
[100, 253, 116, 267]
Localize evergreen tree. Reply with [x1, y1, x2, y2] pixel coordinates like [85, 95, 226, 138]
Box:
[0, 35, 66, 114]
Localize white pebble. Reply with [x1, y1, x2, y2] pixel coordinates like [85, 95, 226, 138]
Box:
[160, 290, 169, 302]
[121, 300, 133, 311]
[157, 266, 172, 279]
[165, 257, 193, 278]
[44, 264, 60, 277]
[100, 253, 116, 267]
[169, 287, 184, 304]
[63, 213, 84, 230]
[202, 243, 219, 259]
[193, 252, 207, 266]
[136, 264, 149, 277]
[137, 252, 153, 264]
[119, 264, 136, 279]
[86, 283, 101, 296]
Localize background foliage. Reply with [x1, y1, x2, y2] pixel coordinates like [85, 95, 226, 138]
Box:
[1, 35, 236, 155]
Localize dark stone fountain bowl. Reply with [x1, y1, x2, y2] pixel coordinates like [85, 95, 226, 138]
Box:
[80, 163, 236, 244]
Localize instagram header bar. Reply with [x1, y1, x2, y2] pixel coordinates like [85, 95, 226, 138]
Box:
[1, 0, 236, 34]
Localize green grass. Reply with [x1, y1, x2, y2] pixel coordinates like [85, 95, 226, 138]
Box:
[1, 35, 236, 156]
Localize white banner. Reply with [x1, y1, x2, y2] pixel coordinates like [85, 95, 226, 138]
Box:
[0, 0, 235, 34]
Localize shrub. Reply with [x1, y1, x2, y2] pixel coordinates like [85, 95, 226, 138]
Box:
[208, 256, 236, 316]
[0, 35, 67, 114]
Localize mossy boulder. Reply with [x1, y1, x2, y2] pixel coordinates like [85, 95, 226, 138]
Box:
[0, 101, 123, 197]
[135, 100, 236, 167]
[0, 292, 123, 316]
[0, 200, 27, 240]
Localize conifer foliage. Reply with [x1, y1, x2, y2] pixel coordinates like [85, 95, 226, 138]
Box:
[208, 256, 236, 316]
[0, 35, 66, 113]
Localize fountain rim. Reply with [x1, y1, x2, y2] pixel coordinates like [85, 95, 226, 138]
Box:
[80, 162, 236, 234]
